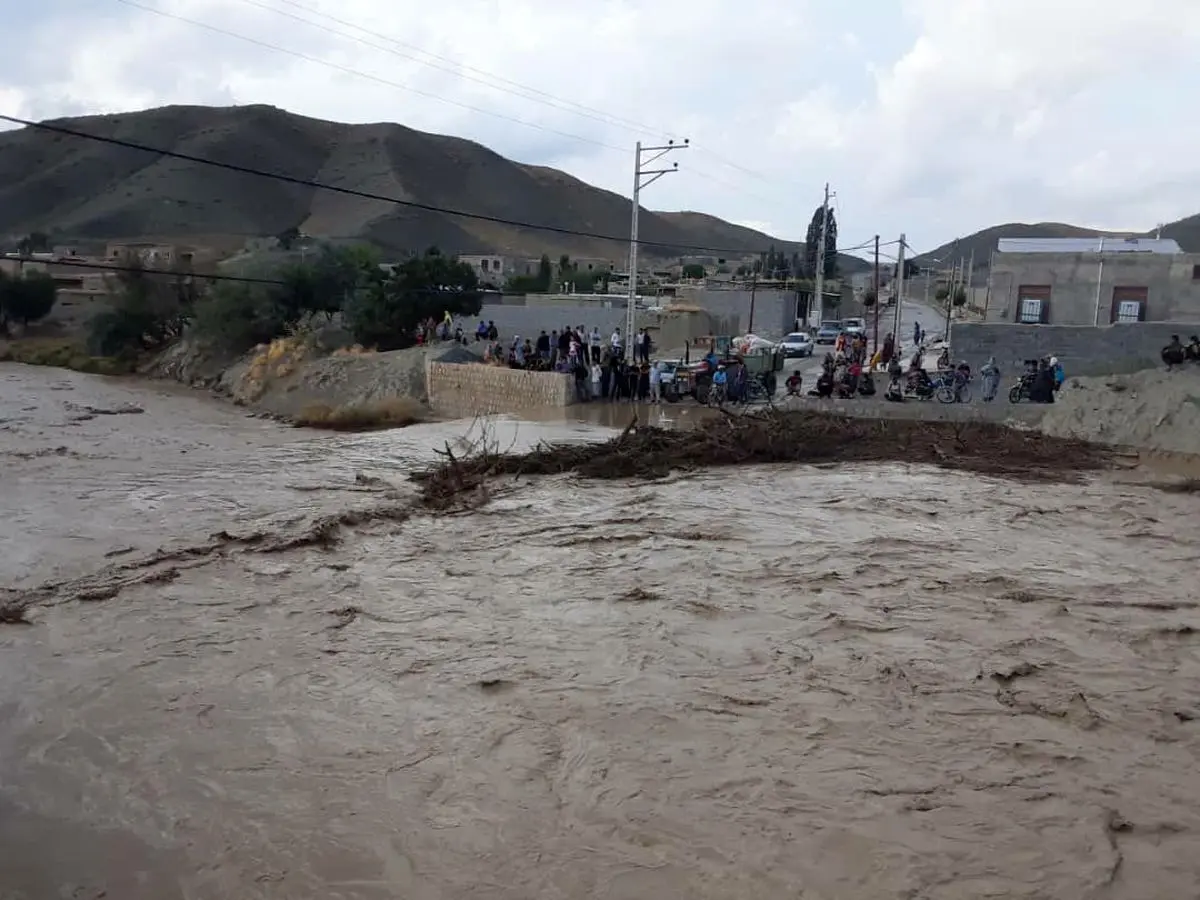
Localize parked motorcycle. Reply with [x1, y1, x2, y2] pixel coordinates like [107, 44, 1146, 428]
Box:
[1007, 373, 1036, 404]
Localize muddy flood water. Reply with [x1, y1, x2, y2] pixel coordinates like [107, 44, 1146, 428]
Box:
[2, 363, 1199, 900]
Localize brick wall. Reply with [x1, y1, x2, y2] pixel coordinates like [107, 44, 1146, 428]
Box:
[950, 322, 1187, 378]
[427, 361, 575, 417]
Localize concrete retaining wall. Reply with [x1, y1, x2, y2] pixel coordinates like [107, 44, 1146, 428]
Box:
[950, 322, 1185, 378]
[427, 361, 575, 418]
[475, 303, 626, 343]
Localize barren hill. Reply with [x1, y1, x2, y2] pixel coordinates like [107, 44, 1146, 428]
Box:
[0, 103, 866, 269]
[915, 218, 1200, 271]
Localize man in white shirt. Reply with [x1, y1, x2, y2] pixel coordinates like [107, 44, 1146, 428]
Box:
[648, 360, 663, 403]
[610, 328, 623, 358]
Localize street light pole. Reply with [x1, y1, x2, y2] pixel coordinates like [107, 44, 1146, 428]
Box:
[626, 139, 688, 352]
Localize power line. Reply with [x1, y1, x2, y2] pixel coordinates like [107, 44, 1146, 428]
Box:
[113, 0, 794, 208]
[19, 255, 284, 285]
[233, 0, 664, 138]
[115, 0, 627, 154]
[122, 0, 795, 196]
[17, 254, 519, 298]
[239, 0, 791, 190]
[0, 113, 809, 258]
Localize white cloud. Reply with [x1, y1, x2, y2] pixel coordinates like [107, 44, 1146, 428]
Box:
[3, 0, 1200, 250]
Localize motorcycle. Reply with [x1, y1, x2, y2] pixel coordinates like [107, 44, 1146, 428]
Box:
[903, 369, 939, 400]
[1007, 373, 1037, 404]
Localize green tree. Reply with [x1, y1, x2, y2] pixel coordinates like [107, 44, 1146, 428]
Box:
[862, 289, 878, 308]
[192, 244, 384, 352]
[344, 247, 481, 351]
[505, 253, 555, 293]
[88, 260, 197, 356]
[15, 231, 51, 256]
[191, 280, 287, 351]
[276, 245, 381, 322]
[276, 226, 301, 251]
[803, 206, 838, 279]
[0, 270, 58, 331]
[681, 263, 706, 279]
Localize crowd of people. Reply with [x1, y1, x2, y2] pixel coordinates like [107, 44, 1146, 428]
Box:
[473, 323, 669, 404]
[1162, 334, 1200, 368]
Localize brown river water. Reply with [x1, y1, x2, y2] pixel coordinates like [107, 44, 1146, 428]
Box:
[2, 363, 1199, 900]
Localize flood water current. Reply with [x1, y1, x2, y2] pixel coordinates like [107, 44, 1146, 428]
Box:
[2, 363, 1199, 900]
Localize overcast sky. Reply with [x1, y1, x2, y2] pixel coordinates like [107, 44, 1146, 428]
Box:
[3, 0, 1199, 254]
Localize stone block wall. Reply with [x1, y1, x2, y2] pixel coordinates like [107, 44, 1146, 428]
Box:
[427, 361, 575, 418]
[950, 322, 1186, 378]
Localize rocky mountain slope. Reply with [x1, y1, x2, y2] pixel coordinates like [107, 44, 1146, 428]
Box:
[0, 103, 865, 268]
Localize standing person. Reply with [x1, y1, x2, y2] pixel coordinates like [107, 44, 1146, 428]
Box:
[610, 327, 623, 359]
[1050, 356, 1065, 393]
[648, 361, 662, 403]
[591, 359, 603, 398]
[912, 321, 920, 348]
[590, 326, 602, 364]
[640, 329, 652, 365]
[981, 356, 1001, 402]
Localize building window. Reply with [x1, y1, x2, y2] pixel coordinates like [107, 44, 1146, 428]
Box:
[1015, 285, 1051, 323]
[1110, 286, 1148, 323]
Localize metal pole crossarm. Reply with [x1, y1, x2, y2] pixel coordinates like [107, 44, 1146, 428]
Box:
[626, 138, 688, 348]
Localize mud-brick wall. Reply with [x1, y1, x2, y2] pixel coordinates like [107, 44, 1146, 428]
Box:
[426, 361, 575, 417]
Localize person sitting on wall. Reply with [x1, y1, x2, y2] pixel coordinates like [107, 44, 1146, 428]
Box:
[1163, 334, 1186, 368]
[1186, 336, 1200, 362]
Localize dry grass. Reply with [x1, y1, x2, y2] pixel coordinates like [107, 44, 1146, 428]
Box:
[293, 396, 427, 431]
[0, 337, 133, 376]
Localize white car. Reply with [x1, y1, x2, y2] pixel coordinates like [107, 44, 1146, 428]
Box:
[842, 317, 867, 336]
[779, 331, 814, 358]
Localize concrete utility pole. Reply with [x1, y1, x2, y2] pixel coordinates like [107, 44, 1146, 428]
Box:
[893, 234, 906, 346]
[813, 182, 833, 326]
[943, 257, 958, 341]
[626, 139, 688, 348]
[964, 248, 974, 316]
[872, 235, 880, 352]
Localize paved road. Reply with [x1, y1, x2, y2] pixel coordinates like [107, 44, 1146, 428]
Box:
[784, 297, 946, 386]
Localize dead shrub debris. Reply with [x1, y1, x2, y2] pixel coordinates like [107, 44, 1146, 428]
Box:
[412, 409, 1114, 510]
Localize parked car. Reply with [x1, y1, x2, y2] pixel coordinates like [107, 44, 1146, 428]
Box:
[842, 317, 866, 336]
[815, 321, 843, 345]
[778, 332, 814, 358]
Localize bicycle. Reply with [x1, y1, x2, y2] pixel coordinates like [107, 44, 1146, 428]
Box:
[937, 371, 972, 404]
